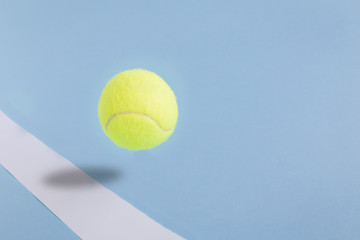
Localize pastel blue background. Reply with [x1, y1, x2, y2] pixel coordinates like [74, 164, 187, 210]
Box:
[1, 0, 359, 239]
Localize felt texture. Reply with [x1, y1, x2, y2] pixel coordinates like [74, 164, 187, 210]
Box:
[98, 69, 178, 150]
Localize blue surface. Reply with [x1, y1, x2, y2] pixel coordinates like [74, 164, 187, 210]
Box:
[1, 0, 360, 239]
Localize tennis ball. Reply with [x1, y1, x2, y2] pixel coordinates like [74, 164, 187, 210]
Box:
[98, 69, 178, 150]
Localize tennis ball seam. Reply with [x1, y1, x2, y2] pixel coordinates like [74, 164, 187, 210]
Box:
[105, 112, 174, 133]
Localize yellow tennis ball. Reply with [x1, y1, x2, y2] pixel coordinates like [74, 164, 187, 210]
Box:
[98, 69, 178, 150]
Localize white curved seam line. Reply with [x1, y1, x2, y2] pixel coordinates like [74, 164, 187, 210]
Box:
[106, 112, 173, 133]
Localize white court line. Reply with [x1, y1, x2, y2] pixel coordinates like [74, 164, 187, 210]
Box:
[0, 111, 184, 240]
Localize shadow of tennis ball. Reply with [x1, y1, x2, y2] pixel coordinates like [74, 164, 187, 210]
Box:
[44, 166, 122, 188]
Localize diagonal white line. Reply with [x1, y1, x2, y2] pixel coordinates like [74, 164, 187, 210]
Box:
[0, 111, 184, 240]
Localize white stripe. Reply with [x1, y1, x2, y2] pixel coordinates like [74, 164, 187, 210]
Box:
[0, 111, 184, 240]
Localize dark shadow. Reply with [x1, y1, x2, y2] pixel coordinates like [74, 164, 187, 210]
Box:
[44, 166, 122, 188]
